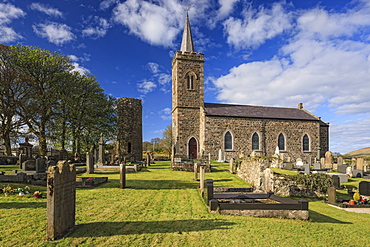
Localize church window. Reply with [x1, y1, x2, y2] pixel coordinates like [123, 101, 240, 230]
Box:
[303, 134, 310, 152]
[278, 133, 285, 151]
[224, 131, 233, 150]
[252, 132, 259, 151]
[187, 74, 194, 90]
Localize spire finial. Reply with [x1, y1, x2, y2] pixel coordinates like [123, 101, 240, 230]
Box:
[180, 7, 194, 52]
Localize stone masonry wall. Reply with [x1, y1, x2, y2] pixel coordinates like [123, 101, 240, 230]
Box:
[202, 115, 323, 162]
[117, 98, 142, 161]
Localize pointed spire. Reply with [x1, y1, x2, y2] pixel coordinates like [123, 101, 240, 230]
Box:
[180, 11, 194, 52]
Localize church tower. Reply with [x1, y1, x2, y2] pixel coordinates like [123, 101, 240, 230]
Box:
[172, 12, 204, 159]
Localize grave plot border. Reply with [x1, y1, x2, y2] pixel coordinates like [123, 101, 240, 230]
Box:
[203, 179, 309, 220]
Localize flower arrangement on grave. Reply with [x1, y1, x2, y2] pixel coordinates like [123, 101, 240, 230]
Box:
[86, 178, 94, 181]
[33, 191, 42, 198]
[353, 192, 361, 202]
[2, 185, 14, 196]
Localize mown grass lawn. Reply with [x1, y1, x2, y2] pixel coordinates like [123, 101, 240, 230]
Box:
[1, 161, 370, 247]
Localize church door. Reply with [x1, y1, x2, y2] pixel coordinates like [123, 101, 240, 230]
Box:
[188, 137, 197, 159]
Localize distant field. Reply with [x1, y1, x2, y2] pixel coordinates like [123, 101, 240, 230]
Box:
[345, 147, 370, 157]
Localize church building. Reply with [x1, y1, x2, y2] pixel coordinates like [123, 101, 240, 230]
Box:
[171, 13, 329, 162]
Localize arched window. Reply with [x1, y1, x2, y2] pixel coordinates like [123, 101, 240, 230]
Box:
[303, 134, 310, 151]
[252, 132, 259, 151]
[187, 74, 194, 90]
[278, 133, 285, 151]
[224, 131, 233, 150]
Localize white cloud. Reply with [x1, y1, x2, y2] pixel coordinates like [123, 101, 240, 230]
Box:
[0, 3, 25, 42]
[30, 3, 63, 18]
[217, 0, 239, 20]
[137, 80, 157, 94]
[160, 107, 172, 120]
[330, 117, 370, 154]
[147, 62, 160, 73]
[33, 22, 75, 45]
[82, 17, 111, 39]
[214, 2, 370, 117]
[113, 0, 184, 47]
[0, 26, 22, 43]
[71, 62, 90, 75]
[0, 3, 25, 25]
[223, 2, 292, 49]
[100, 0, 119, 10]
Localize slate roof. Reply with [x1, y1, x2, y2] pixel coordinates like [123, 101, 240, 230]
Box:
[204, 102, 328, 126]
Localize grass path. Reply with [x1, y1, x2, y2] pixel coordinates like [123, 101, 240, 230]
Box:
[1, 161, 370, 246]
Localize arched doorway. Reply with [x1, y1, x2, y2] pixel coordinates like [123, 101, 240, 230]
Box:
[188, 137, 197, 159]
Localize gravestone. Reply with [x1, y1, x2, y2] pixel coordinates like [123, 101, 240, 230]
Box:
[331, 175, 340, 189]
[359, 181, 370, 196]
[327, 187, 337, 205]
[35, 157, 46, 173]
[296, 158, 303, 167]
[120, 163, 126, 189]
[304, 164, 310, 175]
[337, 156, 343, 166]
[146, 153, 151, 167]
[320, 157, 325, 168]
[352, 169, 363, 178]
[229, 158, 235, 174]
[346, 166, 353, 178]
[47, 160, 56, 168]
[22, 160, 35, 171]
[313, 163, 321, 170]
[97, 134, 105, 166]
[59, 149, 68, 160]
[356, 158, 364, 170]
[325, 151, 333, 168]
[337, 164, 348, 173]
[19, 153, 27, 169]
[86, 152, 94, 174]
[46, 161, 76, 240]
[284, 163, 294, 170]
[199, 164, 206, 194]
[332, 163, 338, 171]
[217, 149, 223, 162]
[194, 163, 198, 181]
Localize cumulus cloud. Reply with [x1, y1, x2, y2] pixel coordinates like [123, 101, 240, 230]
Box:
[82, 17, 111, 39]
[223, 2, 292, 50]
[30, 3, 63, 18]
[215, 1, 370, 117]
[112, 0, 184, 47]
[0, 3, 25, 42]
[68, 55, 90, 75]
[217, 0, 239, 20]
[33, 22, 75, 45]
[160, 107, 172, 120]
[137, 80, 157, 94]
[145, 62, 171, 92]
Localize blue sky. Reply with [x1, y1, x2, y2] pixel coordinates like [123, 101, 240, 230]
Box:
[1, 0, 370, 154]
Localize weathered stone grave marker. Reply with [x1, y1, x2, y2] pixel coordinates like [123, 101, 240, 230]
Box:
[120, 163, 126, 189]
[359, 181, 370, 196]
[46, 160, 76, 240]
[327, 187, 337, 205]
[86, 152, 94, 174]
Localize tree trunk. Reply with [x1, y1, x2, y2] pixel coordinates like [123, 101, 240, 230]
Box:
[3, 132, 12, 156]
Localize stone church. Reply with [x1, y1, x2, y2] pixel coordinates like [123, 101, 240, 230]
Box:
[172, 13, 329, 162]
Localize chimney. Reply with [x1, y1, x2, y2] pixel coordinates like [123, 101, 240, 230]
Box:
[298, 103, 303, 109]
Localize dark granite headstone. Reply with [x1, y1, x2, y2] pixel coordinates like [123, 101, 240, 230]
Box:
[36, 157, 46, 173]
[332, 175, 340, 189]
[23, 160, 36, 171]
[337, 164, 348, 173]
[359, 181, 370, 196]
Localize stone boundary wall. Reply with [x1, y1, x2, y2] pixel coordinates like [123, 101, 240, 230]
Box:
[237, 158, 326, 197]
